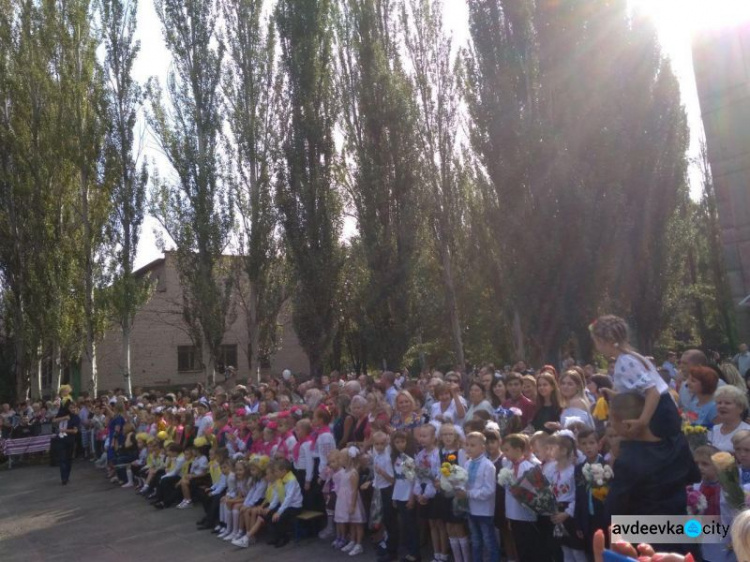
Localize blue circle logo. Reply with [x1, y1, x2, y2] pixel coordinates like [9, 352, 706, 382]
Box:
[685, 519, 702, 538]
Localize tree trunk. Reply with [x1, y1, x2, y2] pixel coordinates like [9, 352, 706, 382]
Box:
[33, 346, 43, 400]
[87, 339, 98, 398]
[512, 308, 525, 362]
[437, 240, 465, 372]
[13, 305, 28, 403]
[202, 337, 215, 388]
[248, 283, 260, 381]
[51, 341, 62, 396]
[122, 324, 132, 397]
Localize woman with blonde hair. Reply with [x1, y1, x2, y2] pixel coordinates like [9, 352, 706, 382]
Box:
[720, 361, 746, 392]
[555, 370, 595, 430]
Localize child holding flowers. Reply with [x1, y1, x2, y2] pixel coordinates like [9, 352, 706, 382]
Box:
[456, 432, 499, 562]
[413, 424, 447, 562]
[436, 423, 469, 562]
[498, 433, 546, 562]
[391, 430, 419, 562]
[574, 429, 607, 561]
[544, 432, 587, 562]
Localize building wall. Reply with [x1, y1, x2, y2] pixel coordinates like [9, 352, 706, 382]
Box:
[84, 253, 309, 392]
[693, 23, 750, 342]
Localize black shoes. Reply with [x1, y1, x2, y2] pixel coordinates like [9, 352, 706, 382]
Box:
[274, 536, 290, 548]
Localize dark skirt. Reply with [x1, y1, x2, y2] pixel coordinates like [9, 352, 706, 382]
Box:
[432, 492, 466, 523]
[556, 502, 585, 551]
[417, 497, 439, 520]
[649, 392, 682, 440]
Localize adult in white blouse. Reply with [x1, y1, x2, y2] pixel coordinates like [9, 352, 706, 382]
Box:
[463, 382, 494, 424]
[429, 381, 466, 427]
[709, 385, 750, 452]
[547, 370, 595, 432]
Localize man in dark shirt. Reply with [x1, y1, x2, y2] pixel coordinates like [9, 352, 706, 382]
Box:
[56, 402, 81, 485]
[606, 392, 700, 558]
[501, 372, 536, 427]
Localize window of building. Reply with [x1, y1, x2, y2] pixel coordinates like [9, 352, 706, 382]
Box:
[216, 344, 238, 373]
[177, 345, 200, 372]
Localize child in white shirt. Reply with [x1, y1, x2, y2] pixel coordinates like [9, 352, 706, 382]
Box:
[458, 432, 498, 562]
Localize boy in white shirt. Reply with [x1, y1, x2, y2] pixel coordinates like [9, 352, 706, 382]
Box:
[458, 432, 499, 562]
[500, 433, 544, 561]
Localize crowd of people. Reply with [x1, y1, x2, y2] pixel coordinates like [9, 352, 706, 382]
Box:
[8, 314, 750, 562]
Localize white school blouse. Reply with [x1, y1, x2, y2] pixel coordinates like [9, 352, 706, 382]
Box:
[372, 446, 395, 490]
[542, 461, 575, 517]
[294, 440, 315, 483]
[392, 454, 414, 502]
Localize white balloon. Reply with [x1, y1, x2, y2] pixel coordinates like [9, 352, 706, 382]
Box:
[282, 369, 292, 380]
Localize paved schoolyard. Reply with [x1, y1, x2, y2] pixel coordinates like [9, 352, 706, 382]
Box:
[0, 460, 336, 562]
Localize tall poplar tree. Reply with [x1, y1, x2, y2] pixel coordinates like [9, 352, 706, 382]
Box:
[56, 0, 110, 397]
[402, 0, 466, 371]
[276, 0, 342, 377]
[149, 0, 233, 386]
[222, 0, 285, 378]
[337, 0, 420, 370]
[102, 0, 150, 396]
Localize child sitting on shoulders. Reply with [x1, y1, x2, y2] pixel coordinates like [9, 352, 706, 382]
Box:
[606, 392, 699, 559]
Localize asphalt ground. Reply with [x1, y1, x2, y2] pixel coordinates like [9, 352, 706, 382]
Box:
[0, 459, 343, 562]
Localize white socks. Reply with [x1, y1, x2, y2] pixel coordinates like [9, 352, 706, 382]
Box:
[458, 537, 470, 562]
[232, 509, 240, 534]
[449, 539, 463, 562]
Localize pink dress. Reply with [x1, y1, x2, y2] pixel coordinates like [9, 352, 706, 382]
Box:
[333, 468, 366, 524]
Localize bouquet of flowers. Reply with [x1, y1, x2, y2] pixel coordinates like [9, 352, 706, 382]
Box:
[683, 423, 709, 451]
[497, 467, 517, 487]
[439, 462, 468, 494]
[686, 488, 708, 515]
[582, 462, 614, 503]
[401, 457, 416, 482]
[712, 452, 746, 510]
[506, 465, 558, 516]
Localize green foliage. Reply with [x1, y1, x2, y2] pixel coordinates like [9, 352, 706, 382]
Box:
[464, 0, 693, 361]
[337, 0, 420, 370]
[275, 0, 343, 377]
[101, 0, 151, 394]
[149, 0, 235, 384]
[222, 0, 286, 375]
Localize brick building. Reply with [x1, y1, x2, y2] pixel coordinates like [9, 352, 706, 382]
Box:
[84, 252, 309, 392]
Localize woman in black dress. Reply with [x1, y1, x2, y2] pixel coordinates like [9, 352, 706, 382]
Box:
[530, 372, 563, 433]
